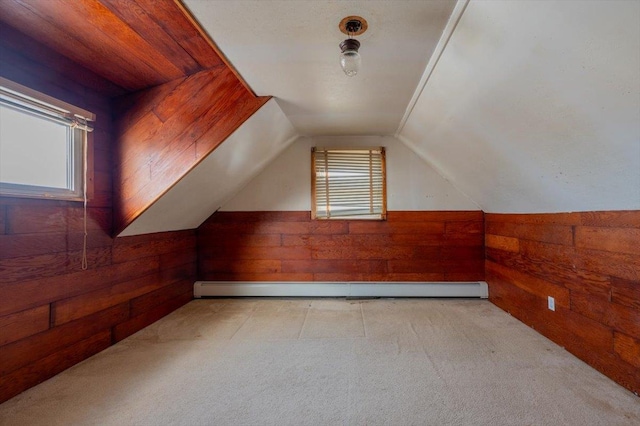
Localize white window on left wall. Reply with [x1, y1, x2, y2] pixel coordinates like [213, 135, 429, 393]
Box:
[0, 76, 95, 201]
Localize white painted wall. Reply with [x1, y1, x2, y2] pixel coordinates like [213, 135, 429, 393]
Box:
[120, 99, 298, 236]
[221, 135, 477, 211]
[399, 0, 640, 213]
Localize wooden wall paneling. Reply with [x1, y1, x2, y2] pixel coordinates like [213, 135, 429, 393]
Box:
[0, 330, 113, 403]
[575, 226, 640, 255]
[113, 66, 270, 234]
[485, 210, 640, 394]
[112, 290, 193, 342]
[99, 0, 203, 75]
[0, 305, 50, 346]
[571, 292, 640, 339]
[0, 205, 5, 234]
[0, 22, 125, 97]
[0, 31, 199, 403]
[52, 272, 162, 326]
[139, 0, 223, 70]
[130, 279, 193, 317]
[613, 332, 640, 369]
[579, 210, 640, 227]
[611, 277, 640, 310]
[198, 211, 484, 282]
[0, 2, 145, 91]
[0, 304, 129, 378]
[0, 0, 227, 92]
[194, 95, 270, 158]
[0, 257, 156, 318]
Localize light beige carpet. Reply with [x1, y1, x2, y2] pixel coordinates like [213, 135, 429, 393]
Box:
[0, 299, 638, 425]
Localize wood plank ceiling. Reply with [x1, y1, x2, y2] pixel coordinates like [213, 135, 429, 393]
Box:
[0, 0, 267, 234]
[0, 0, 232, 92]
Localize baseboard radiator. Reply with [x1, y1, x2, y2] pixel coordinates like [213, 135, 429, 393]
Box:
[194, 281, 488, 299]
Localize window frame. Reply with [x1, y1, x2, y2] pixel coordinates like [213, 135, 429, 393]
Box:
[0, 76, 95, 202]
[311, 147, 387, 221]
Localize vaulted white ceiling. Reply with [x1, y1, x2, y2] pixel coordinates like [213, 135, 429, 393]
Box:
[184, 0, 457, 136]
[122, 0, 639, 234]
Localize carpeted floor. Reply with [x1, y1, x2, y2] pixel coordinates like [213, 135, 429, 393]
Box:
[0, 298, 638, 425]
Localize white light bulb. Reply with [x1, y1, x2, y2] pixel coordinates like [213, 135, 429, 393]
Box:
[340, 49, 361, 77]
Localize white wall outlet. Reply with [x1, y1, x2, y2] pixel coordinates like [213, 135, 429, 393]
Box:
[548, 296, 555, 311]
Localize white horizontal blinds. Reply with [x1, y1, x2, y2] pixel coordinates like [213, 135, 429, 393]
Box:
[313, 148, 386, 219]
[0, 86, 94, 132]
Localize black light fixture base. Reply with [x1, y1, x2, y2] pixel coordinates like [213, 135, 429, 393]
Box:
[339, 38, 361, 53]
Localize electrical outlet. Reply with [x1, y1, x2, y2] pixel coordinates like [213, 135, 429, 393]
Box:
[548, 296, 555, 311]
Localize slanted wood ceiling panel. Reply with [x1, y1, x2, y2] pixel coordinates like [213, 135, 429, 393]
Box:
[0, 0, 224, 92]
[113, 68, 269, 234]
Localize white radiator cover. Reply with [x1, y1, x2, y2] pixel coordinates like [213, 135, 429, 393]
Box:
[194, 281, 488, 298]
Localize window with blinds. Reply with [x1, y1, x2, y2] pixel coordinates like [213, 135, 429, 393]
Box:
[312, 147, 386, 220]
[0, 77, 94, 200]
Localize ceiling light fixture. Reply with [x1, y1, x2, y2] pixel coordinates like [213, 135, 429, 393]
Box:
[339, 16, 368, 77]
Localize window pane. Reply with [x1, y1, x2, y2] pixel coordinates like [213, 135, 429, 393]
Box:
[312, 148, 386, 220]
[0, 104, 69, 189]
